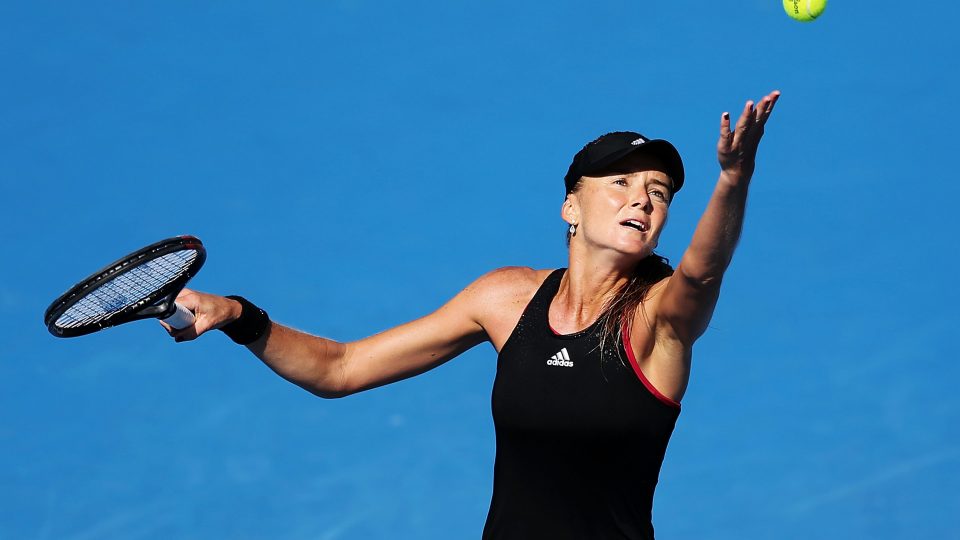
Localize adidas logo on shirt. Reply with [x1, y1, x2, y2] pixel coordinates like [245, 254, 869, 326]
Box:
[546, 347, 573, 367]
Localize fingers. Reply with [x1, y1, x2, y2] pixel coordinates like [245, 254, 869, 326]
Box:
[170, 326, 199, 342]
[160, 319, 197, 342]
[718, 90, 780, 172]
[738, 100, 755, 130]
[731, 91, 781, 143]
[755, 90, 780, 126]
[163, 290, 238, 343]
[720, 90, 780, 143]
[719, 111, 732, 136]
[718, 111, 732, 150]
[731, 100, 755, 147]
[165, 312, 219, 342]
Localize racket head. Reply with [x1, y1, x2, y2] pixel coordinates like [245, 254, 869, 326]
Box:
[44, 235, 206, 338]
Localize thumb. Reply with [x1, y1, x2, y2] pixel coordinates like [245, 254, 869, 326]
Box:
[174, 288, 200, 311]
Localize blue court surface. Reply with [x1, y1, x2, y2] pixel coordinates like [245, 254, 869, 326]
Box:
[2, 2, 959, 538]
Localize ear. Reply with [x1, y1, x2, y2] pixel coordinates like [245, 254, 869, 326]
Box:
[561, 194, 580, 225]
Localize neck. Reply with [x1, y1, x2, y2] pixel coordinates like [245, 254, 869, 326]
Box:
[553, 244, 641, 329]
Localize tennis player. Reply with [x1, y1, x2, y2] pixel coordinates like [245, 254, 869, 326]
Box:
[166, 90, 780, 539]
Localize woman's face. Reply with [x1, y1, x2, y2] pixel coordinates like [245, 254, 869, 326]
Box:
[563, 152, 674, 261]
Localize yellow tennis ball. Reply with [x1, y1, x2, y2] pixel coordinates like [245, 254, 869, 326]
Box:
[783, 0, 826, 22]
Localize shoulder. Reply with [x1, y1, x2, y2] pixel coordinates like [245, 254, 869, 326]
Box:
[461, 266, 552, 321]
[443, 266, 551, 315]
[464, 267, 555, 350]
[465, 266, 552, 305]
[472, 266, 549, 288]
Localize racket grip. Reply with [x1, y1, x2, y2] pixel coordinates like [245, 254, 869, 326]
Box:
[161, 302, 196, 330]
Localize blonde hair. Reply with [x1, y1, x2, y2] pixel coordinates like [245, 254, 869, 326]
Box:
[594, 253, 674, 363]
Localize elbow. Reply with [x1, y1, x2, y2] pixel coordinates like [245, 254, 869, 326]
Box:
[303, 373, 355, 399]
[309, 373, 356, 400]
[311, 388, 353, 399]
[304, 342, 354, 399]
[310, 378, 372, 399]
[289, 377, 352, 399]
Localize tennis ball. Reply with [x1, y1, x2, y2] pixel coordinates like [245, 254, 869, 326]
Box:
[783, 0, 826, 22]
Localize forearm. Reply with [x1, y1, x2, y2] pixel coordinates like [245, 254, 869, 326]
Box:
[679, 171, 750, 283]
[244, 321, 349, 398]
[223, 287, 484, 398]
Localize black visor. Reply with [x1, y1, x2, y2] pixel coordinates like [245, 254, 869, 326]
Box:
[564, 131, 684, 195]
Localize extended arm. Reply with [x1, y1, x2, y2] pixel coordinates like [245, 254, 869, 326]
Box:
[164, 274, 495, 398]
[656, 90, 780, 345]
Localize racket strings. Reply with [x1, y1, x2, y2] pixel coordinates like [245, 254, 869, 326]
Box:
[54, 250, 199, 329]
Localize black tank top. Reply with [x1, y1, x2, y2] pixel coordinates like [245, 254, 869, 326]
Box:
[482, 269, 681, 540]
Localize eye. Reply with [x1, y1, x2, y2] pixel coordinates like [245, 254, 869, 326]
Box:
[650, 189, 667, 200]
[613, 178, 628, 186]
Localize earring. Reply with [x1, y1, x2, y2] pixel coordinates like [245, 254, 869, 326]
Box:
[568, 223, 577, 235]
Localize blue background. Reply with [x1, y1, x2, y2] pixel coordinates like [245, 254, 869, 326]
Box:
[3, 1, 959, 538]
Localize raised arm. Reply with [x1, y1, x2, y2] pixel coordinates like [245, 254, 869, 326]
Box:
[655, 90, 780, 345]
[164, 273, 500, 398]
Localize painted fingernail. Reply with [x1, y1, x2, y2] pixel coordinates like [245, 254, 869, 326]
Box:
[723, 112, 729, 119]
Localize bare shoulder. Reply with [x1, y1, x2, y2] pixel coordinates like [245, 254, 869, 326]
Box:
[466, 266, 554, 351]
[463, 266, 551, 317]
[468, 266, 547, 297]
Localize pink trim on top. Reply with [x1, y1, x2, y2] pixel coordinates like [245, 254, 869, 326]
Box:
[548, 323, 562, 336]
[621, 324, 681, 409]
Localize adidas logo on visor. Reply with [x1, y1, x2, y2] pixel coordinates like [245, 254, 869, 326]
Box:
[547, 347, 573, 367]
[631, 137, 647, 145]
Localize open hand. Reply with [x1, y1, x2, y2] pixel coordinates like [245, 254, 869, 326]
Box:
[718, 90, 780, 180]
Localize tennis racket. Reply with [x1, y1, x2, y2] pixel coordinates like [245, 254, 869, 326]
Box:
[44, 235, 206, 338]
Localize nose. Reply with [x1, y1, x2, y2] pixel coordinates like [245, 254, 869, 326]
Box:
[631, 191, 651, 211]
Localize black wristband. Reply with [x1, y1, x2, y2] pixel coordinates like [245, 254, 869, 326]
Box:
[220, 296, 270, 345]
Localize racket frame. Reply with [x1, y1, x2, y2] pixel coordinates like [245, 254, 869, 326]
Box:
[44, 235, 206, 338]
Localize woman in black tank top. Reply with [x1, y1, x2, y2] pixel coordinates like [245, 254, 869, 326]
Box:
[484, 268, 680, 539]
[166, 92, 781, 539]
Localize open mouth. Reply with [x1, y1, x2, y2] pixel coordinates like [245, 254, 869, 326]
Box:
[620, 219, 648, 232]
